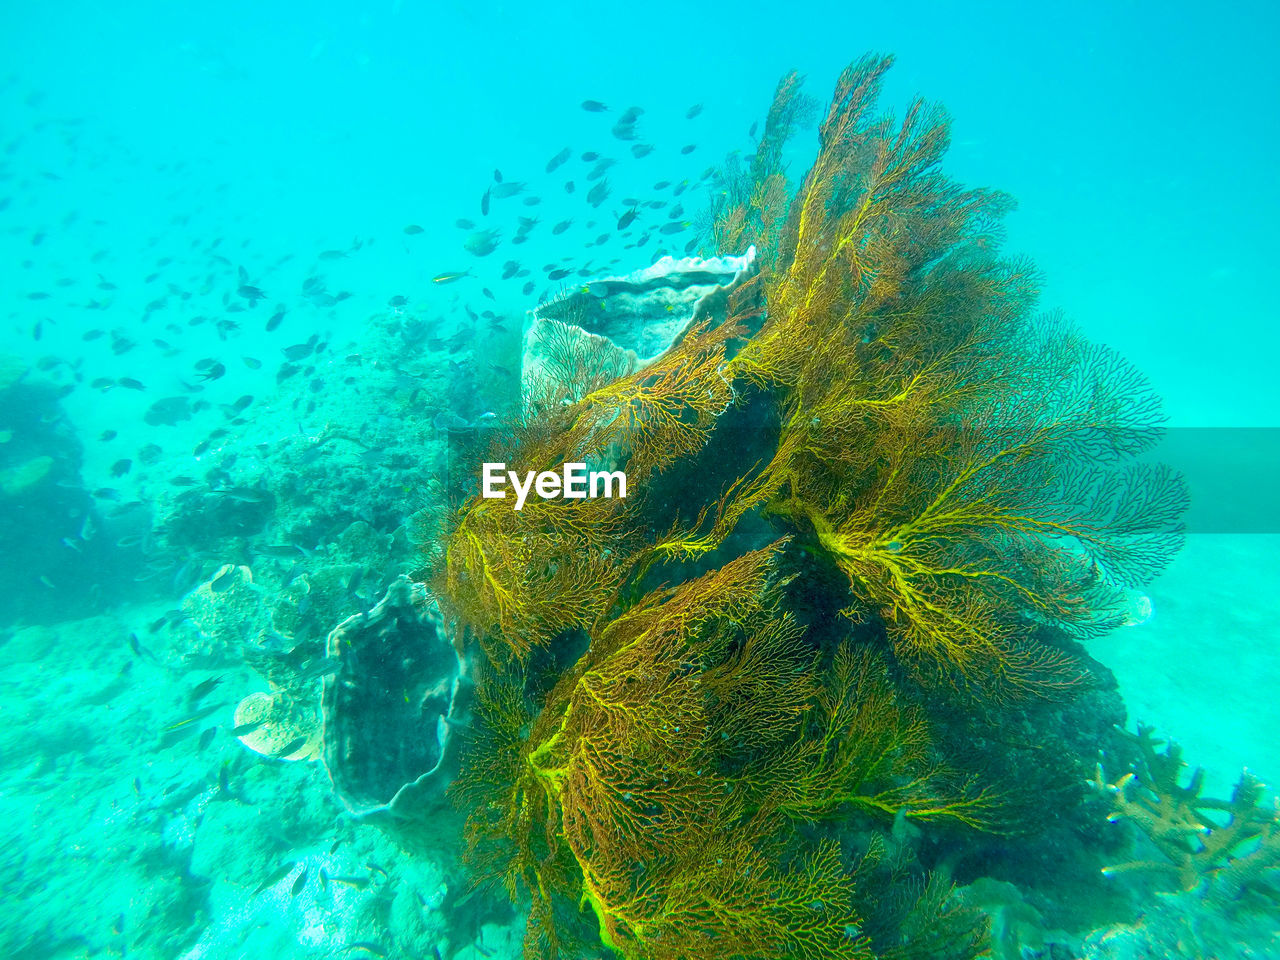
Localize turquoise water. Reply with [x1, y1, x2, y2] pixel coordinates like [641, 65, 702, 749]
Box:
[2, 2, 1278, 958]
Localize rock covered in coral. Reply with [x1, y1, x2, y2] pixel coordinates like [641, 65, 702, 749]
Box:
[521, 246, 757, 410]
[0, 366, 117, 623]
[269, 563, 365, 641]
[179, 564, 268, 658]
[233, 690, 321, 761]
[321, 576, 471, 827]
[1091, 723, 1280, 906]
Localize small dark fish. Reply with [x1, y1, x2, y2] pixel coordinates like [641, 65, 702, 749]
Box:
[110, 459, 132, 478]
[581, 151, 599, 161]
[158, 724, 200, 749]
[169, 476, 199, 487]
[344, 942, 387, 957]
[630, 143, 654, 158]
[197, 362, 226, 382]
[552, 219, 572, 235]
[254, 862, 295, 896]
[273, 736, 307, 757]
[291, 867, 308, 897]
[432, 270, 471, 284]
[100, 429, 118, 441]
[748, 120, 759, 138]
[166, 702, 225, 731]
[210, 567, 238, 593]
[243, 356, 263, 369]
[126, 632, 151, 660]
[297, 657, 341, 681]
[402, 224, 424, 234]
[83, 666, 134, 706]
[329, 874, 371, 890]
[680, 144, 697, 155]
[491, 181, 525, 199]
[188, 676, 224, 703]
[547, 268, 572, 281]
[266, 307, 285, 331]
[237, 284, 266, 301]
[464, 229, 501, 257]
[118, 377, 145, 391]
[587, 179, 611, 208]
[480, 187, 490, 216]
[492, 168, 502, 182]
[659, 221, 688, 235]
[255, 543, 306, 558]
[388, 294, 408, 307]
[545, 147, 571, 172]
[501, 260, 520, 280]
[686, 103, 704, 119]
[521, 281, 535, 295]
[231, 719, 267, 737]
[580, 99, 608, 112]
[214, 486, 271, 504]
[455, 218, 475, 229]
[564, 180, 575, 194]
[330, 839, 344, 855]
[617, 206, 638, 230]
[586, 158, 616, 181]
[197, 727, 217, 751]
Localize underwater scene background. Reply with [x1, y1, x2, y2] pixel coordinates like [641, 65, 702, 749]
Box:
[2, 1, 1278, 958]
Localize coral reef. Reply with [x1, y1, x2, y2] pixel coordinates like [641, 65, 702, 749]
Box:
[522, 248, 758, 412]
[321, 577, 472, 832]
[233, 689, 321, 761]
[0, 363, 124, 622]
[1091, 724, 1280, 909]
[180, 564, 268, 658]
[430, 55, 1190, 960]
